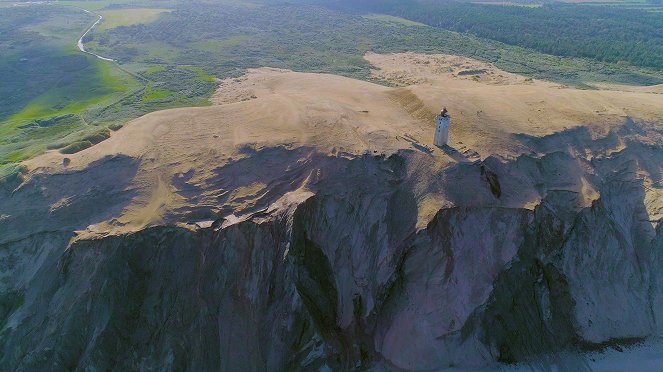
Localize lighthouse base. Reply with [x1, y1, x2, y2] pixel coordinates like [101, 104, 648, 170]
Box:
[434, 130, 449, 147]
[434, 116, 450, 147]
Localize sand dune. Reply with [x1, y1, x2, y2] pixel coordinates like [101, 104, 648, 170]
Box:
[366, 52, 663, 155]
[19, 53, 663, 237]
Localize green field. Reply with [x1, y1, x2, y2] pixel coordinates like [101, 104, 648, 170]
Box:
[0, 5, 145, 177]
[97, 8, 172, 31]
[57, 1, 127, 11]
[0, 1, 211, 179]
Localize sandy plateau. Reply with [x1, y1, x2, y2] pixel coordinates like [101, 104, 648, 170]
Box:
[13, 52, 661, 239]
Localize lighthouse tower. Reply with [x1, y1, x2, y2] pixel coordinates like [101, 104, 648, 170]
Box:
[434, 108, 450, 147]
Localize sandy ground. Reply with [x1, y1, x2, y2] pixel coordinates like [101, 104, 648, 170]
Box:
[20, 52, 663, 238]
[365, 52, 663, 156]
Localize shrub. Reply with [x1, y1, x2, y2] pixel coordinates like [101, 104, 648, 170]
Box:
[60, 141, 94, 154]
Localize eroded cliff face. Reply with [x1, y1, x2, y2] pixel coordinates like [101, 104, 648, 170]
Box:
[0, 122, 661, 370]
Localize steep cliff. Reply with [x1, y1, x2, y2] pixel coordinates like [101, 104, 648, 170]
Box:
[1, 60, 662, 370]
[1, 120, 661, 370]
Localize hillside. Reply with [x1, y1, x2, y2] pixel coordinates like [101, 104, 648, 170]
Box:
[1, 52, 661, 369]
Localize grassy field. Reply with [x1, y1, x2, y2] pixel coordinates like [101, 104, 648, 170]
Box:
[57, 1, 125, 11]
[0, 4, 143, 177]
[97, 8, 172, 31]
[0, 53, 140, 167]
[362, 14, 427, 26]
[7, 61, 136, 123]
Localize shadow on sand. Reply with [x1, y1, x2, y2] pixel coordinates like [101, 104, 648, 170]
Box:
[438, 144, 473, 163]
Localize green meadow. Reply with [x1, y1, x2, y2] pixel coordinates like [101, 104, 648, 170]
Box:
[0, 1, 187, 179]
[0, 5, 144, 177]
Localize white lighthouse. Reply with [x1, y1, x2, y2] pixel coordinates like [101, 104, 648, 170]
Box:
[434, 108, 450, 147]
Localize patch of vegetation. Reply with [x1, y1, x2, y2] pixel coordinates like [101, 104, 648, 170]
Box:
[133, 66, 216, 108]
[142, 89, 174, 103]
[56, 0, 177, 11]
[58, 128, 110, 154]
[57, 1, 130, 11]
[60, 140, 95, 154]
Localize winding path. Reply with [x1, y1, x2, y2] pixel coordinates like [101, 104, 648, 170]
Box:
[76, 9, 114, 62]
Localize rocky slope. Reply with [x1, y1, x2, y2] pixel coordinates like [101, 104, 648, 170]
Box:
[0, 54, 662, 370]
